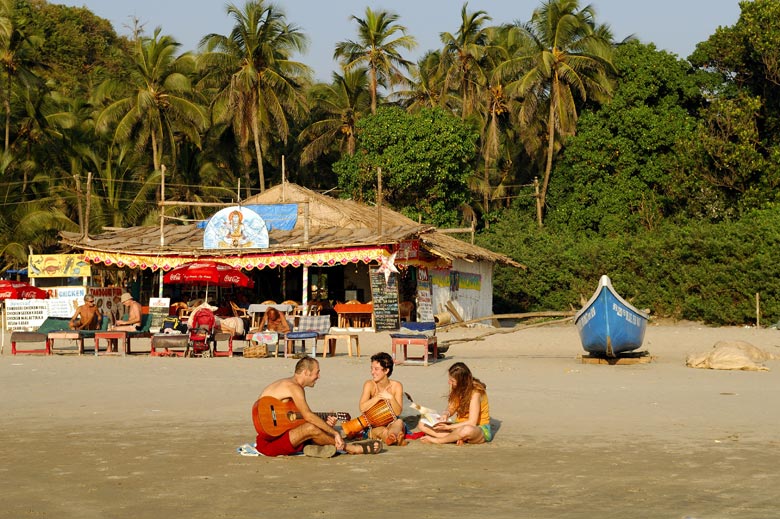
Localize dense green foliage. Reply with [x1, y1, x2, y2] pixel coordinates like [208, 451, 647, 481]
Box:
[482, 206, 780, 325]
[2, 0, 780, 325]
[333, 107, 477, 226]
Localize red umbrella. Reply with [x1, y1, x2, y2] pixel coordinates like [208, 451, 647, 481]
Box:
[163, 260, 254, 289]
[0, 280, 50, 301]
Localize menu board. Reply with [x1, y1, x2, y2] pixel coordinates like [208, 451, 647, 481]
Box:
[416, 267, 434, 322]
[148, 298, 171, 333]
[369, 267, 400, 331]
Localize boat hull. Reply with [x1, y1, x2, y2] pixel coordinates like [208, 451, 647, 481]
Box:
[574, 275, 649, 357]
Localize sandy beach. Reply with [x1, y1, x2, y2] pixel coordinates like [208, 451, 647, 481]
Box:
[1, 321, 779, 519]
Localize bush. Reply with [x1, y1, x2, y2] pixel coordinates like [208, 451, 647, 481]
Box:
[480, 207, 780, 325]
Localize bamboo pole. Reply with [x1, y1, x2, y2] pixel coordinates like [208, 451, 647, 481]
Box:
[377, 167, 383, 238]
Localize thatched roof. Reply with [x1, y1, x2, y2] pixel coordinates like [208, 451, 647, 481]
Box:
[245, 183, 423, 231]
[59, 182, 521, 269]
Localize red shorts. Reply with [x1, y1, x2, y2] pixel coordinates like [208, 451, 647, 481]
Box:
[256, 426, 304, 457]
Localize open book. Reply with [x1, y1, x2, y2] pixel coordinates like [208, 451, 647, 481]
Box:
[410, 402, 450, 427]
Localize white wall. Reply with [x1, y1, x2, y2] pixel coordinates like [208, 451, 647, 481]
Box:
[430, 260, 493, 324]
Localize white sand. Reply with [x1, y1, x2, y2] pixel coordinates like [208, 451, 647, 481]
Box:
[1, 322, 779, 518]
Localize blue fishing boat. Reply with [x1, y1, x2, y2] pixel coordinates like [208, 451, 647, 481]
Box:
[574, 275, 649, 357]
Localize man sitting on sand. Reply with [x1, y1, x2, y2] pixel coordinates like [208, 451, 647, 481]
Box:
[69, 294, 102, 330]
[254, 356, 383, 457]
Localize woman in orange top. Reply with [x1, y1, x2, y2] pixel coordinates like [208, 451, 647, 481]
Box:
[419, 362, 492, 445]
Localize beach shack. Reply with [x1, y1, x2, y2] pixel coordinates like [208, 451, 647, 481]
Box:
[59, 183, 520, 329]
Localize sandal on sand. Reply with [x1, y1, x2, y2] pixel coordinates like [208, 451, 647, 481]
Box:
[350, 439, 383, 454]
[303, 445, 337, 458]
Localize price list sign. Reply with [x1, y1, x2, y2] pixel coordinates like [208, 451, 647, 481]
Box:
[369, 267, 400, 331]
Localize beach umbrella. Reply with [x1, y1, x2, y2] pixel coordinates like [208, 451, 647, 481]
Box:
[0, 280, 50, 301]
[163, 260, 254, 289]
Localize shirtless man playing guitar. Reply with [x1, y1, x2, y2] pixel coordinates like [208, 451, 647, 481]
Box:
[253, 356, 382, 457]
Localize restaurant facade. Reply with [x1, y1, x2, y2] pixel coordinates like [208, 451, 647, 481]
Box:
[59, 183, 521, 328]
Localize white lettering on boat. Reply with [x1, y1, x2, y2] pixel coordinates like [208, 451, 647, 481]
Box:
[577, 306, 596, 329]
[612, 303, 642, 327]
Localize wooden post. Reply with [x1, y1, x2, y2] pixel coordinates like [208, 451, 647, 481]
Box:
[84, 171, 92, 241]
[74, 173, 84, 238]
[377, 167, 383, 238]
[304, 201, 310, 245]
[159, 165, 166, 297]
[756, 292, 760, 328]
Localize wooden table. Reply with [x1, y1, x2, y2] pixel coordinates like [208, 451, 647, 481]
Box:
[333, 303, 374, 329]
[47, 331, 85, 355]
[321, 333, 360, 357]
[94, 331, 127, 356]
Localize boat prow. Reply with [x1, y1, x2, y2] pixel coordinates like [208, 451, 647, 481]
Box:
[574, 275, 649, 357]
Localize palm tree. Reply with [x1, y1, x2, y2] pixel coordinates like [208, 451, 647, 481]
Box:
[439, 3, 492, 119]
[200, 0, 310, 193]
[298, 68, 370, 165]
[334, 7, 417, 115]
[0, 0, 45, 152]
[503, 0, 615, 225]
[96, 28, 206, 176]
[396, 51, 446, 112]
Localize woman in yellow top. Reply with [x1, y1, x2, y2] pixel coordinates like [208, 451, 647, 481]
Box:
[419, 362, 492, 445]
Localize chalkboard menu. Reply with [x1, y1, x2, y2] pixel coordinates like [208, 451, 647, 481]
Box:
[369, 267, 400, 331]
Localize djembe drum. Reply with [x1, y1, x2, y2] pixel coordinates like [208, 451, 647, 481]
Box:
[341, 399, 397, 438]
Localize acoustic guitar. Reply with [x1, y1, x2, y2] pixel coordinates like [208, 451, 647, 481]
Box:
[252, 396, 351, 436]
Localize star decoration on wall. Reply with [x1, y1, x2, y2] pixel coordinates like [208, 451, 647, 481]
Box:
[376, 251, 399, 285]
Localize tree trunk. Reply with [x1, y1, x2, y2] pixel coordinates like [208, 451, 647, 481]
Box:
[251, 109, 265, 192]
[538, 80, 558, 227]
[370, 66, 378, 115]
[4, 73, 11, 153]
[151, 129, 160, 174]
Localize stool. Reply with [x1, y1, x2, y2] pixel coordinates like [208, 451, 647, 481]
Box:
[284, 331, 319, 358]
[212, 332, 234, 357]
[322, 333, 360, 357]
[94, 331, 128, 356]
[150, 334, 189, 357]
[48, 331, 85, 355]
[10, 332, 51, 355]
[390, 335, 438, 366]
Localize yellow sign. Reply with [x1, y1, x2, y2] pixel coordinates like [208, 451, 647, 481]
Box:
[28, 254, 91, 278]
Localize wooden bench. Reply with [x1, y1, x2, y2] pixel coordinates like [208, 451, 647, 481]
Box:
[390, 322, 438, 366]
[48, 316, 110, 354]
[284, 315, 332, 358]
[11, 317, 71, 355]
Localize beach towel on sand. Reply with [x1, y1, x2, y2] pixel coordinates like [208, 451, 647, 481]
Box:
[685, 341, 779, 371]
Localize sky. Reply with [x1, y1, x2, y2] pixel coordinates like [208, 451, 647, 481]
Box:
[58, 0, 741, 82]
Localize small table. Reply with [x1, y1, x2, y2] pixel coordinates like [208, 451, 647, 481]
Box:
[48, 331, 85, 355]
[94, 331, 128, 356]
[333, 303, 374, 329]
[322, 333, 360, 357]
